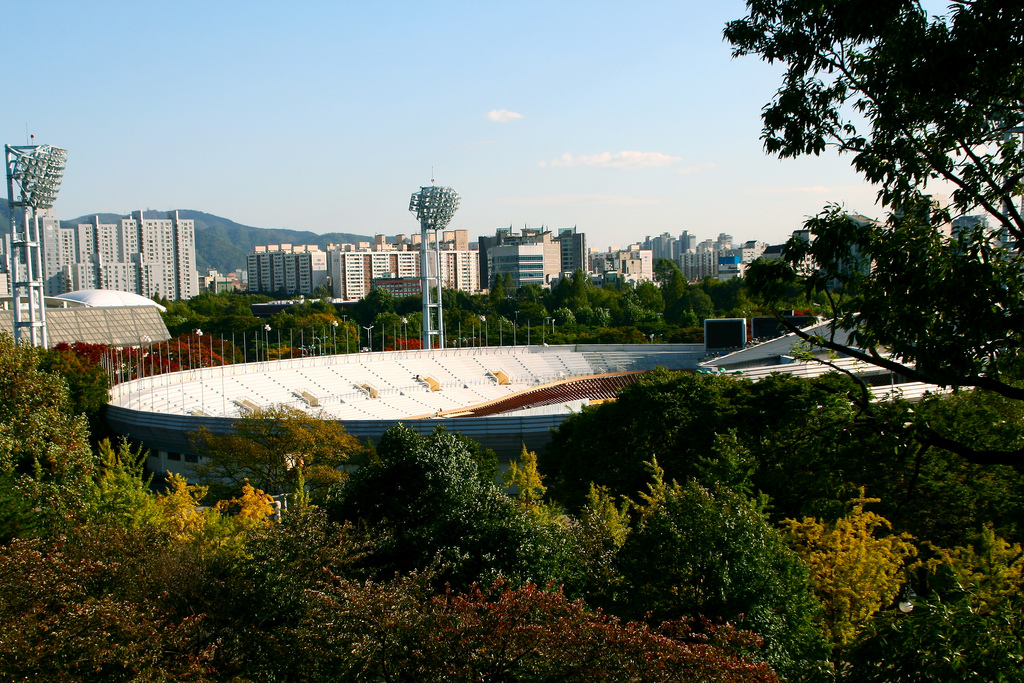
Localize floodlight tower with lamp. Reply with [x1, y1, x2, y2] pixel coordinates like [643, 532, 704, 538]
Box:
[409, 185, 460, 350]
[4, 144, 68, 347]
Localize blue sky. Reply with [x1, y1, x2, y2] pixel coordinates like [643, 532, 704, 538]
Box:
[3, 0, 887, 248]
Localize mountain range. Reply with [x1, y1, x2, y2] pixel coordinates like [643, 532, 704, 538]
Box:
[0, 203, 372, 276]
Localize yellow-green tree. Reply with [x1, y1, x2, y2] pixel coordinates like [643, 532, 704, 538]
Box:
[190, 405, 363, 502]
[215, 480, 276, 530]
[155, 473, 213, 542]
[918, 524, 1024, 615]
[85, 439, 162, 530]
[783, 495, 916, 647]
[506, 443, 547, 505]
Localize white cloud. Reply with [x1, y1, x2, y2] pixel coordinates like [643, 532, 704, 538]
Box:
[540, 150, 682, 170]
[487, 109, 523, 122]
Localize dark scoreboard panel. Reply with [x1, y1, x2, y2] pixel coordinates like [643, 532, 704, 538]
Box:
[704, 318, 747, 350]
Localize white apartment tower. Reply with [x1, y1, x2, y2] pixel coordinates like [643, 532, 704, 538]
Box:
[325, 247, 479, 300]
[42, 211, 198, 300]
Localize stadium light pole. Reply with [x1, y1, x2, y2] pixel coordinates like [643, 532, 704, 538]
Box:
[4, 144, 68, 347]
[480, 315, 487, 347]
[332, 319, 338, 354]
[409, 185, 460, 350]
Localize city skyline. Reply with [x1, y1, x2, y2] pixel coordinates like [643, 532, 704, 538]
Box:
[4, 1, 940, 249]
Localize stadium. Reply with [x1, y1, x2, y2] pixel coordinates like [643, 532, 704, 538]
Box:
[104, 322, 947, 478]
[106, 343, 707, 476]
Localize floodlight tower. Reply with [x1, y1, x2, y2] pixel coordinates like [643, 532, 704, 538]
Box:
[409, 185, 459, 350]
[4, 144, 67, 347]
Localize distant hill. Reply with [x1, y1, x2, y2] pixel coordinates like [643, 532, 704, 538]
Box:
[59, 210, 373, 275]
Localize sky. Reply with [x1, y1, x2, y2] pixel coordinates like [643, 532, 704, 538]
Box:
[3, 0, 892, 249]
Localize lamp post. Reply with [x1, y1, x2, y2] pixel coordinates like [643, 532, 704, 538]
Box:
[140, 335, 153, 380]
[264, 324, 272, 362]
[196, 329, 205, 413]
[363, 325, 375, 353]
[480, 315, 488, 347]
[543, 317, 550, 345]
[401, 317, 408, 350]
[332, 320, 338, 354]
[342, 315, 349, 354]
[514, 312, 518, 346]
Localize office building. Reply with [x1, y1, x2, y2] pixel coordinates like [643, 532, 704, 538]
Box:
[478, 226, 579, 288]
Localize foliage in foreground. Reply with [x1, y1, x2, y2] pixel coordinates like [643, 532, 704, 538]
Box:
[0, 511, 780, 682]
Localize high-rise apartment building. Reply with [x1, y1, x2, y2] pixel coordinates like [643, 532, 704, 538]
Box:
[643, 232, 677, 264]
[679, 249, 722, 282]
[246, 231, 479, 301]
[327, 250, 420, 300]
[674, 231, 697, 260]
[247, 244, 329, 296]
[556, 227, 587, 275]
[41, 211, 198, 300]
[589, 245, 653, 284]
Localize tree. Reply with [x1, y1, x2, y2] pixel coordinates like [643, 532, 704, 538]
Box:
[841, 593, 1024, 682]
[615, 462, 828, 677]
[325, 424, 577, 588]
[354, 287, 394, 326]
[656, 260, 690, 317]
[0, 333, 96, 541]
[635, 279, 665, 314]
[506, 443, 547, 506]
[783, 495, 917, 647]
[726, 1, 1024, 467]
[0, 530, 216, 681]
[190, 405, 362, 502]
[85, 439, 163, 531]
[39, 342, 110, 422]
[299, 573, 782, 683]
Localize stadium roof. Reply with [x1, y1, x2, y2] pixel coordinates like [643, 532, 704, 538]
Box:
[0, 306, 171, 348]
[53, 289, 167, 312]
